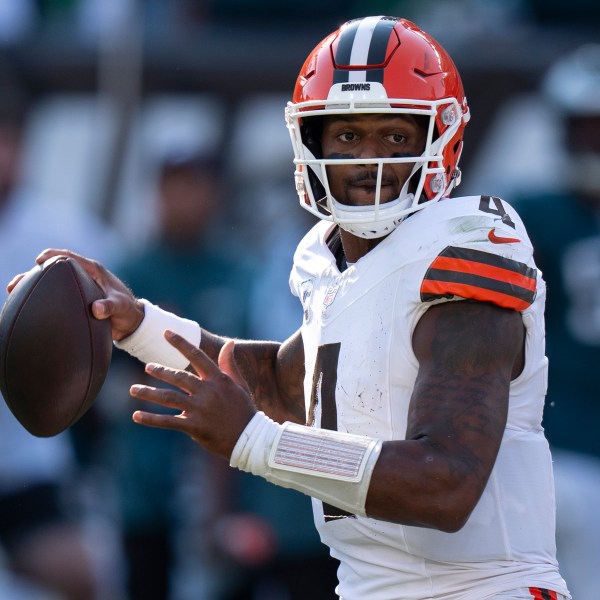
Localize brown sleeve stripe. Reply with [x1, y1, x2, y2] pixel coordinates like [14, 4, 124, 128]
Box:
[428, 255, 536, 292]
[420, 246, 537, 311]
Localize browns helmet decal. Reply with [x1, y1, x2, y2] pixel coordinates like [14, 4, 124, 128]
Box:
[332, 16, 399, 84]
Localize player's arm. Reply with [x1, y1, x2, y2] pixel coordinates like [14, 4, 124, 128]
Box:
[365, 299, 523, 531]
[235, 299, 521, 532]
[103, 295, 306, 424]
[201, 329, 307, 425]
[16, 248, 306, 425]
[8, 248, 147, 341]
[120, 306, 306, 425]
[130, 299, 523, 532]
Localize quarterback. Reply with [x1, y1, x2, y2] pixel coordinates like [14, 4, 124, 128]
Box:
[15, 16, 570, 600]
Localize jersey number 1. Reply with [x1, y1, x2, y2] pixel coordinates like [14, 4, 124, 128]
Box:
[309, 343, 355, 521]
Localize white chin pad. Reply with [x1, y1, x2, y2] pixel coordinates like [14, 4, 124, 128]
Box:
[332, 194, 415, 239]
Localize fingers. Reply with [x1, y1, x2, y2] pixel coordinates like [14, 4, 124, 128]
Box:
[164, 330, 224, 381]
[140, 361, 199, 394]
[36, 248, 85, 266]
[130, 377, 194, 433]
[130, 337, 256, 459]
[163, 333, 242, 388]
[130, 379, 190, 411]
[131, 410, 185, 431]
[140, 339, 247, 396]
[36, 248, 106, 291]
[129, 359, 234, 452]
[33, 248, 143, 338]
[6, 272, 26, 293]
[7, 249, 102, 295]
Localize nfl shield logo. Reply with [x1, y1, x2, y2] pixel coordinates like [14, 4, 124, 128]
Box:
[300, 279, 314, 322]
[323, 284, 339, 313]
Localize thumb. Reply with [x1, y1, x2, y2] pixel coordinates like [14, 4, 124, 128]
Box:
[91, 299, 112, 320]
[218, 340, 249, 392]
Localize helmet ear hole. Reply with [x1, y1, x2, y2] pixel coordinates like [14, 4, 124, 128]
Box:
[307, 166, 327, 207]
[300, 116, 327, 207]
[301, 116, 323, 159]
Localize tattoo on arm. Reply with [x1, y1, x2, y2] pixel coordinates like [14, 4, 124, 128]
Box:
[408, 301, 523, 490]
[234, 332, 306, 424]
[197, 328, 305, 424]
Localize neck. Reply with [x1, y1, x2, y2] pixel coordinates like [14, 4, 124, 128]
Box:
[339, 228, 388, 263]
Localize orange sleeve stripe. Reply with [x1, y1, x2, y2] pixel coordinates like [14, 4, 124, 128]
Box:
[420, 246, 538, 310]
[429, 255, 537, 292]
[528, 588, 558, 600]
[420, 279, 531, 311]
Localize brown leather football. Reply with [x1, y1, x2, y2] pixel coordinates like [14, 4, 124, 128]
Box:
[0, 256, 112, 437]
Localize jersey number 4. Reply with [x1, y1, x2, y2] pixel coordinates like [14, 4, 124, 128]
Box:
[479, 195, 516, 228]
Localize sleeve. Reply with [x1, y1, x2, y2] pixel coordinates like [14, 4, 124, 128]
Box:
[420, 245, 537, 311]
[416, 197, 539, 312]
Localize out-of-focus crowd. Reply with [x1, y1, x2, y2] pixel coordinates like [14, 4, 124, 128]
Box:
[0, 1, 599, 599]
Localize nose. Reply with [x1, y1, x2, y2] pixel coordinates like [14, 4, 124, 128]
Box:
[355, 134, 385, 160]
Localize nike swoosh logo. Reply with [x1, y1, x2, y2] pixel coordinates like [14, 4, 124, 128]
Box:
[488, 228, 520, 244]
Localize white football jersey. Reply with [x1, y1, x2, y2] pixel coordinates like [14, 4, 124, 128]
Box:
[289, 196, 570, 600]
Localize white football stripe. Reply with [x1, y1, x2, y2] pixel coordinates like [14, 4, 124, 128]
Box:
[348, 70, 367, 83]
[348, 15, 383, 66]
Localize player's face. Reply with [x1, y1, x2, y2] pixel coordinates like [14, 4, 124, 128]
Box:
[320, 113, 427, 207]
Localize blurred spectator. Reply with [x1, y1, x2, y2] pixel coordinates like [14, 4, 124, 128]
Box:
[525, 0, 600, 23]
[511, 44, 600, 600]
[222, 200, 340, 600]
[76, 0, 138, 44]
[0, 62, 125, 599]
[221, 471, 339, 600]
[222, 119, 336, 599]
[0, 0, 36, 44]
[103, 150, 258, 600]
[102, 144, 338, 600]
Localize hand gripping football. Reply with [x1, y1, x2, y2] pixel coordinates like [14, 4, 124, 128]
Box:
[0, 256, 112, 437]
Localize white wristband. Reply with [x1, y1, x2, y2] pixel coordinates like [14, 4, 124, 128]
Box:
[114, 299, 201, 370]
[230, 412, 382, 517]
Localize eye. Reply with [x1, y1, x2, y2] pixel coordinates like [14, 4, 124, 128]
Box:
[337, 131, 357, 143]
[386, 133, 408, 144]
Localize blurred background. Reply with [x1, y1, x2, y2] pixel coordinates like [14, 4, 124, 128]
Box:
[0, 1, 599, 599]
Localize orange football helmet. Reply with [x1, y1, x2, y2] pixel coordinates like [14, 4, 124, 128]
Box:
[286, 16, 470, 238]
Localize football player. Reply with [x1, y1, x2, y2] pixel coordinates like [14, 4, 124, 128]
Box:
[17, 16, 570, 600]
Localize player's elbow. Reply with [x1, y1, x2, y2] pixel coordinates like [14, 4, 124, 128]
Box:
[432, 481, 484, 532]
[413, 469, 484, 533]
[373, 481, 480, 532]
[432, 506, 472, 533]
[366, 439, 490, 531]
[413, 494, 472, 532]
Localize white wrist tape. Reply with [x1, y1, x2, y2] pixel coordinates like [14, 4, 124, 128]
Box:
[230, 412, 382, 517]
[114, 299, 201, 370]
